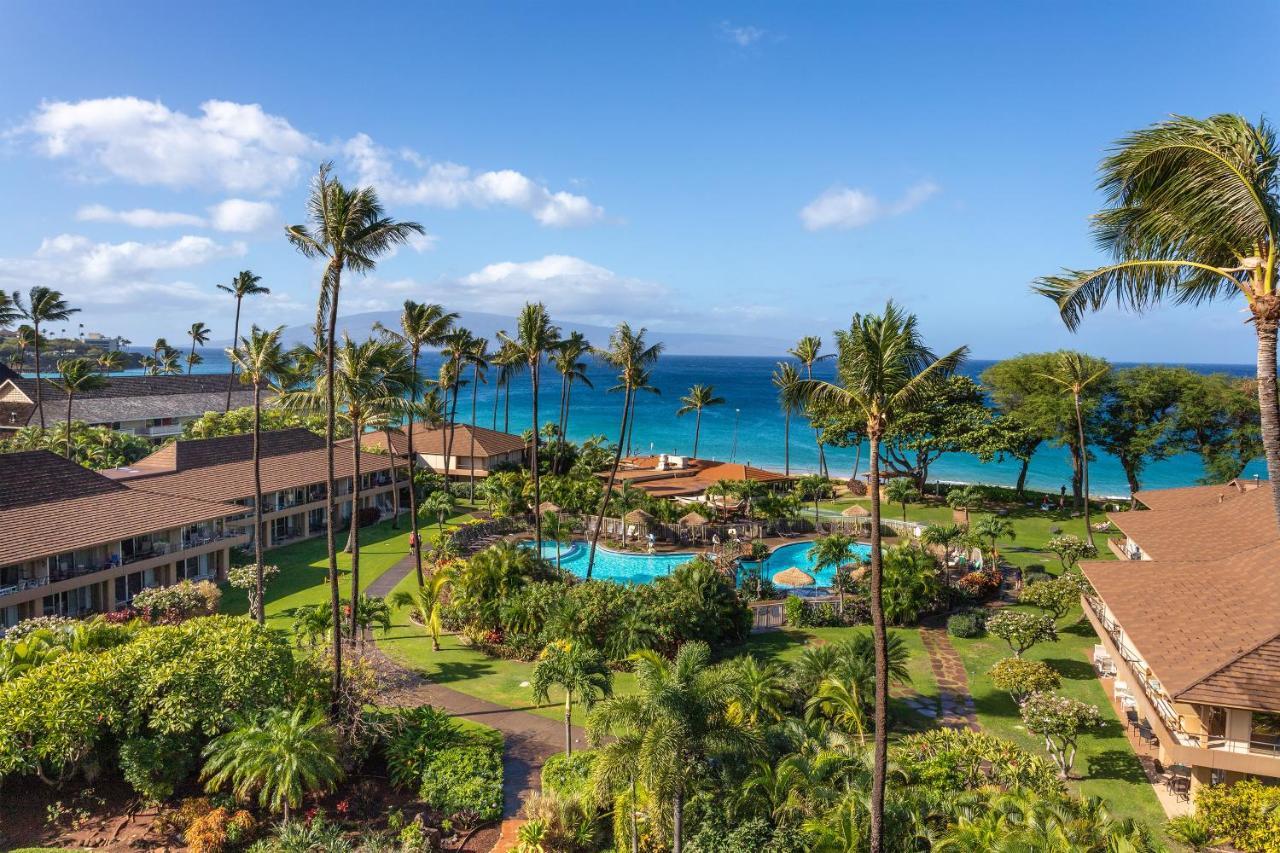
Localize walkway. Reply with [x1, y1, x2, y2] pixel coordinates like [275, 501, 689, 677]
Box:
[918, 622, 980, 731]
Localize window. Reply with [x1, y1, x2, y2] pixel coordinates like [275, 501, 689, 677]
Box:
[114, 570, 146, 604]
[1253, 712, 1280, 747]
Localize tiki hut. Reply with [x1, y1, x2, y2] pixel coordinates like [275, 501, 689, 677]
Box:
[841, 504, 871, 517]
[623, 509, 654, 525]
[679, 510, 710, 526]
[772, 566, 816, 587]
[537, 500, 562, 515]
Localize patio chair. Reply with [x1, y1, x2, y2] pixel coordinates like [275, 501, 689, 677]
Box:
[1125, 709, 1139, 732]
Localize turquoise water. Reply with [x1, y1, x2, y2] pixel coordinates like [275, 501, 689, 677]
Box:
[147, 348, 1262, 496]
[741, 540, 874, 589]
[529, 539, 699, 584]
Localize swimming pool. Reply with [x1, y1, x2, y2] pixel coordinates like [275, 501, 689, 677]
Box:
[739, 540, 873, 589]
[528, 540, 700, 584]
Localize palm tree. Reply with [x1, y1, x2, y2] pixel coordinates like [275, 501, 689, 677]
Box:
[0, 291, 17, 330]
[390, 566, 452, 651]
[772, 362, 803, 477]
[971, 515, 1016, 570]
[920, 523, 966, 579]
[54, 358, 105, 458]
[420, 488, 454, 539]
[10, 324, 35, 370]
[588, 642, 760, 852]
[227, 325, 288, 625]
[464, 335, 491, 499]
[587, 324, 663, 577]
[438, 327, 475, 484]
[810, 534, 857, 615]
[795, 473, 828, 530]
[375, 301, 457, 586]
[790, 336, 832, 477]
[95, 349, 123, 374]
[805, 677, 868, 744]
[1034, 115, 1280, 525]
[499, 304, 561, 549]
[676, 384, 725, 458]
[532, 640, 613, 756]
[884, 478, 919, 522]
[730, 657, 789, 726]
[186, 321, 211, 374]
[542, 510, 572, 569]
[201, 707, 343, 822]
[491, 337, 524, 433]
[15, 287, 79, 430]
[217, 271, 271, 410]
[551, 331, 593, 471]
[797, 302, 965, 853]
[1036, 352, 1110, 546]
[286, 163, 423, 698]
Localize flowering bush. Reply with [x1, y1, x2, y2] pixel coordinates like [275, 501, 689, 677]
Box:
[988, 657, 1061, 704]
[131, 580, 221, 623]
[986, 610, 1058, 657]
[1019, 691, 1103, 778]
[4, 615, 75, 640]
[955, 569, 1002, 601]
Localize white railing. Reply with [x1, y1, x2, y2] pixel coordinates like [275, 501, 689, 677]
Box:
[0, 577, 51, 598]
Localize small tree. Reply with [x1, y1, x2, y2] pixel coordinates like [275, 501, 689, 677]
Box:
[228, 564, 280, 623]
[988, 658, 1061, 704]
[420, 489, 455, 539]
[884, 478, 920, 522]
[986, 610, 1057, 657]
[531, 640, 613, 757]
[1045, 534, 1097, 571]
[947, 485, 985, 525]
[390, 567, 452, 652]
[1019, 576, 1079, 622]
[1019, 691, 1103, 778]
[972, 515, 1016, 568]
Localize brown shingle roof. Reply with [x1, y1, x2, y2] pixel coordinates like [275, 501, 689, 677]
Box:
[404, 423, 528, 457]
[0, 450, 243, 566]
[1108, 481, 1277, 561]
[0, 374, 255, 428]
[106, 428, 397, 502]
[1133, 478, 1263, 512]
[1180, 636, 1280, 713]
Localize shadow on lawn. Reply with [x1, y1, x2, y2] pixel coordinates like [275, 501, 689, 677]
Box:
[425, 658, 501, 684]
[1085, 748, 1152, 784]
[1043, 657, 1097, 681]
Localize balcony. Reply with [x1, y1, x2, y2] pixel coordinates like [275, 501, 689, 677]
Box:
[0, 576, 50, 597]
[1107, 536, 1143, 560]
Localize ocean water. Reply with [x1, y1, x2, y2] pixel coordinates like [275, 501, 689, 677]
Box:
[119, 347, 1262, 498]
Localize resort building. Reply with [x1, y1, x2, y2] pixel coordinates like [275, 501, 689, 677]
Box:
[1080, 479, 1280, 791]
[0, 449, 247, 628]
[609, 453, 792, 500]
[103, 428, 411, 550]
[0, 372, 254, 440]
[350, 423, 527, 479]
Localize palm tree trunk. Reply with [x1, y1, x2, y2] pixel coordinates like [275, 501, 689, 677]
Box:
[588, 386, 632, 578]
[531, 359, 543, 548]
[33, 320, 44, 430]
[491, 377, 501, 430]
[348, 415, 362, 639]
[564, 689, 573, 756]
[64, 391, 74, 458]
[1075, 391, 1094, 548]
[1254, 317, 1280, 526]
[443, 382, 460, 484]
[672, 790, 683, 853]
[383, 424, 401, 529]
[692, 409, 702, 457]
[867, 432, 888, 853]
[783, 410, 790, 477]
[554, 373, 568, 473]
[469, 365, 480, 500]
[225, 296, 242, 412]
[187, 338, 195, 374]
[324, 265, 343, 705]
[503, 379, 511, 433]
[563, 381, 574, 450]
[253, 382, 265, 624]
[626, 397, 638, 456]
[407, 343, 424, 587]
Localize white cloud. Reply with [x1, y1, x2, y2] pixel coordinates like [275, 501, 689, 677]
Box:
[23, 97, 321, 193]
[720, 21, 767, 47]
[344, 134, 605, 228]
[800, 180, 939, 231]
[206, 199, 279, 233]
[33, 233, 246, 281]
[76, 204, 205, 229]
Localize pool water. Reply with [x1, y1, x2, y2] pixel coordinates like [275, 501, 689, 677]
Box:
[739, 540, 873, 589]
[528, 540, 700, 585]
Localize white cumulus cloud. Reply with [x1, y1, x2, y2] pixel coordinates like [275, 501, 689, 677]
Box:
[344, 134, 605, 228]
[23, 97, 322, 193]
[34, 233, 246, 281]
[75, 199, 280, 234]
[800, 180, 940, 231]
[206, 199, 279, 233]
[76, 204, 206, 229]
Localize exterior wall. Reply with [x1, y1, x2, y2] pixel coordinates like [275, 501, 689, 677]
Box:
[232, 469, 408, 549]
[417, 449, 522, 477]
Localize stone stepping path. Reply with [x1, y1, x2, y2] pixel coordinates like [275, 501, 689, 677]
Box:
[919, 624, 980, 731]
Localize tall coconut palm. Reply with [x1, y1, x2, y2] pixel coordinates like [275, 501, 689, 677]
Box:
[1034, 115, 1280, 524]
[95, 349, 124, 374]
[790, 336, 832, 477]
[1036, 352, 1110, 546]
[374, 301, 457, 585]
[201, 707, 343, 822]
[797, 302, 966, 853]
[217, 271, 271, 411]
[186, 321, 211, 374]
[464, 335, 490, 499]
[227, 325, 288, 624]
[676, 384, 725, 458]
[53, 358, 105, 458]
[551, 331, 593, 470]
[587, 324, 663, 577]
[772, 362, 803, 477]
[490, 337, 523, 432]
[286, 163, 423, 698]
[15, 287, 79, 430]
[810, 533, 858, 616]
[498, 304, 561, 548]
[284, 336, 403, 638]
[10, 325, 35, 370]
[156, 347, 183, 376]
[587, 643, 760, 853]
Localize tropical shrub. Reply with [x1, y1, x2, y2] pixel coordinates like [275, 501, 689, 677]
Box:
[985, 610, 1058, 657]
[881, 545, 942, 625]
[1019, 692, 1103, 778]
[946, 610, 985, 638]
[892, 729, 1063, 796]
[542, 751, 598, 800]
[379, 705, 464, 791]
[1195, 779, 1280, 853]
[649, 557, 751, 650]
[418, 744, 503, 821]
[184, 806, 256, 853]
[119, 732, 199, 803]
[988, 657, 1061, 704]
[1045, 534, 1097, 570]
[1019, 575, 1079, 621]
[131, 580, 221, 622]
[954, 568, 1002, 601]
[783, 595, 808, 628]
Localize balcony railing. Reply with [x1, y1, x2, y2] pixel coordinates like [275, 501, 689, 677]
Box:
[1207, 736, 1280, 757]
[1107, 536, 1143, 560]
[0, 576, 51, 598]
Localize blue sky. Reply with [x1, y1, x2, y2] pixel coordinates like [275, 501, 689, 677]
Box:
[0, 1, 1275, 361]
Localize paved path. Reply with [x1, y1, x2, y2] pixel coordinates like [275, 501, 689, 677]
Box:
[366, 550, 418, 598]
[918, 622, 981, 731]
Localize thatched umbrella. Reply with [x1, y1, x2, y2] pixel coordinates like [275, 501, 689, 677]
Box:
[679, 510, 709, 526]
[624, 509, 654, 524]
[841, 504, 871, 517]
[772, 566, 816, 587]
[537, 500, 562, 515]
